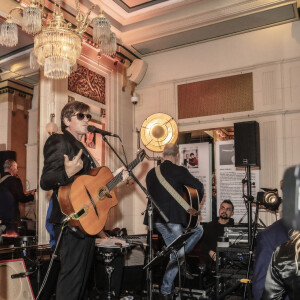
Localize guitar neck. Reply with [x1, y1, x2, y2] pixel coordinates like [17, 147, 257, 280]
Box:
[106, 156, 141, 191]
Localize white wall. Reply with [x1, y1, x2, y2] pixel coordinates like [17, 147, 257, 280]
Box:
[132, 21, 300, 231]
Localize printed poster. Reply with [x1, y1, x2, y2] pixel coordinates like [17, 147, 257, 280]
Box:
[179, 143, 212, 222]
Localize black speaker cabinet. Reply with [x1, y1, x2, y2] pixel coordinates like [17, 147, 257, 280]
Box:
[234, 121, 260, 167]
[0, 151, 16, 175]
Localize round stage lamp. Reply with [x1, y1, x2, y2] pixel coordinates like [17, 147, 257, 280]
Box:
[140, 113, 178, 152]
[257, 189, 281, 211]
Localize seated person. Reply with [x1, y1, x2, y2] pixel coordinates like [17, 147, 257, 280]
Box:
[200, 200, 234, 266]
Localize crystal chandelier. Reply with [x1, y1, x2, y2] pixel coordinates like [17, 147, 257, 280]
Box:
[0, 0, 117, 79]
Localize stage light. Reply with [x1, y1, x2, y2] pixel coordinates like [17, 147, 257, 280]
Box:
[256, 188, 281, 211]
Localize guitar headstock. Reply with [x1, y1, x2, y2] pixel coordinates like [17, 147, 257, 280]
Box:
[136, 148, 146, 162]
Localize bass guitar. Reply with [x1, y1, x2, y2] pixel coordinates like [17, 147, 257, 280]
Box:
[58, 149, 146, 235]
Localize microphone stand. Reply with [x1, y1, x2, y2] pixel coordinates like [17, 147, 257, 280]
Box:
[101, 135, 169, 300]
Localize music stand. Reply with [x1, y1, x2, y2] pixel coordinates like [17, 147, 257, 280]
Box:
[143, 231, 194, 270]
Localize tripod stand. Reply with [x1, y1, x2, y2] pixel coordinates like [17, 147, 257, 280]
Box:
[217, 165, 255, 300]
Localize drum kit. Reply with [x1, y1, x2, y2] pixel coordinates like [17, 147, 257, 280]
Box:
[95, 237, 130, 300]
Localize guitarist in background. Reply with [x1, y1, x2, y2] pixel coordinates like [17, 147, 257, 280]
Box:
[40, 101, 126, 300]
[145, 143, 204, 300]
[0, 159, 35, 230]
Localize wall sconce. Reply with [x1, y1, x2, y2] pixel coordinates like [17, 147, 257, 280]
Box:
[46, 113, 58, 135]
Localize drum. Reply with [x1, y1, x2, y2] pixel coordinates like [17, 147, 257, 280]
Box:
[95, 237, 130, 255]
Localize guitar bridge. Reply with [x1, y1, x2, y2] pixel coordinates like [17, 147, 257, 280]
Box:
[71, 205, 88, 220]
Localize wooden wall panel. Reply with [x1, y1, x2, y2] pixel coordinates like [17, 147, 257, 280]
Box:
[178, 73, 253, 119]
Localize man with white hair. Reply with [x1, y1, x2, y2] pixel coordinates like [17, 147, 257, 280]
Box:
[0, 159, 34, 222]
[145, 143, 204, 299]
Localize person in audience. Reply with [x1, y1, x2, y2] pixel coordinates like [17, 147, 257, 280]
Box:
[252, 205, 290, 300]
[262, 230, 300, 300]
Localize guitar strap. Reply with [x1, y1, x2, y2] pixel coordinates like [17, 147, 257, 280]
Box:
[0, 174, 11, 183]
[155, 166, 191, 212]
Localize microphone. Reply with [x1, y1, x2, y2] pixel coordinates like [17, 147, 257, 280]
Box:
[87, 125, 118, 137]
[11, 271, 31, 279]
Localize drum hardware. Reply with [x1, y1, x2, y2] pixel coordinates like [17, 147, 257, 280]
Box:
[95, 237, 130, 300]
[1, 235, 36, 247]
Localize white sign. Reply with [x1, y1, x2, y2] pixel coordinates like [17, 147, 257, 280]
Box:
[179, 143, 212, 222]
[216, 140, 260, 224]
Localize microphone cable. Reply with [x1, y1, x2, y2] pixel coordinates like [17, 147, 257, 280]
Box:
[35, 220, 68, 300]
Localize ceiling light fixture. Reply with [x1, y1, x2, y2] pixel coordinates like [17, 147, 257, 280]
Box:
[0, 0, 117, 79]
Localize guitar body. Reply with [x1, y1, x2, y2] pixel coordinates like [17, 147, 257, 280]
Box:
[182, 185, 200, 230]
[58, 167, 118, 236]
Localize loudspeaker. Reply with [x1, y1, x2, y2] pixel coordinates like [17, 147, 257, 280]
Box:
[234, 121, 260, 167]
[0, 151, 16, 175]
[127, 59, 148, 85]
[0, 259, 34, 300]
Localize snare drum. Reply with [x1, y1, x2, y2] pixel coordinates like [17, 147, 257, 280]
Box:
[95, 237, 130, 255]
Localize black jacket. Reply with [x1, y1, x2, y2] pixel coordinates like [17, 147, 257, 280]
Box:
[145, 160, 204, 226]
[0, 172, 34, 220]
[262, 239, 300, 300]
[202, 217, 234, 253]
[40, 131, 96, 224]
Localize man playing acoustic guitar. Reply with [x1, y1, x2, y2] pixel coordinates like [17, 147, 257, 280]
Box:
[145, 143, 204, 300]
[40, 101, 127, 300]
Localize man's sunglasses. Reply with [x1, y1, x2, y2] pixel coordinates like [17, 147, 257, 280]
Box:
[73, 113, 92, 121]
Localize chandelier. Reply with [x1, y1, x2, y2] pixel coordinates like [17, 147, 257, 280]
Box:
[0, 0, 117, 79]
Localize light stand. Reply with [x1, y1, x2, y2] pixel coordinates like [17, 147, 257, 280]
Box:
[217, 165, 254, 300]
[245, 165, 253, 245]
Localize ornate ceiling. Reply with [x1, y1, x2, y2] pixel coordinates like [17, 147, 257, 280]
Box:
[0, 0, 299, 85]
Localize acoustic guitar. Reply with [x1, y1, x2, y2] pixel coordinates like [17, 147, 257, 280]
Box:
[182, 185, 200, 230]
[58, 149, 146, 235]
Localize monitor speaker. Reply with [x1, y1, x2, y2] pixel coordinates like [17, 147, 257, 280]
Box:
[127, 59, 148, 85]
[234, 121, 260, 167]
[0, 151, 16, 175]
[0, 259, 34, 300]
